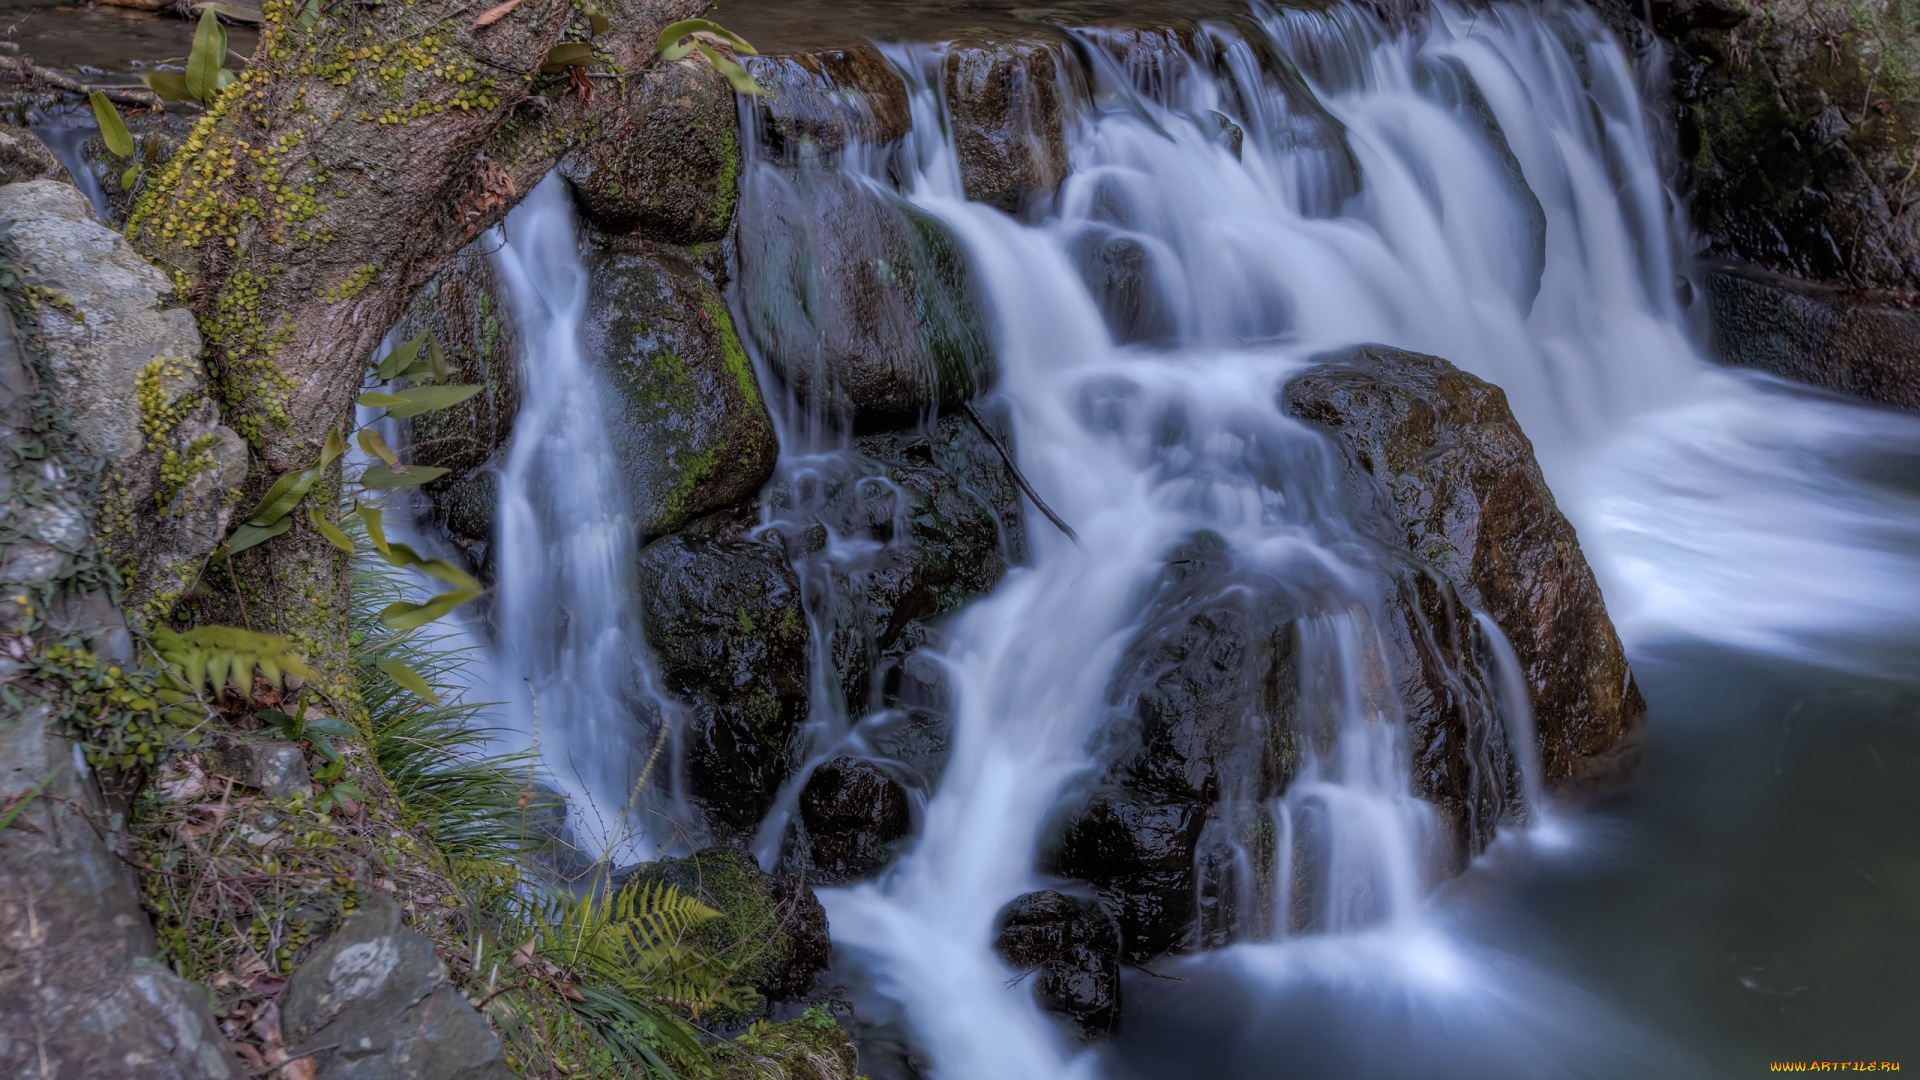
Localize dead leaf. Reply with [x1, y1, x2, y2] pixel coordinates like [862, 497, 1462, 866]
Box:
[282, 1056, 318, 1080]
[157, 758, 209, 802]
[509, 934, 538, 968]
[471, 0, 522, 27]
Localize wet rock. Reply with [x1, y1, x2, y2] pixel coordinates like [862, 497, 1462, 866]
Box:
[562, 59, 739, 243]
[585, 243, 780, 538]
[0, 124, 65, 184]
[618, 846, 831, 1004]
[712, 1008, 861, 1080]
[1702, 261, 1920, 412]
[738, 168, 995, 426]
[1070, 233, 1176, 346]
[0, 180, 246, 618]
[280, 894, 512, 1080]
[798, 756, 912, 882]
[993, 890, 1123, 1039]
[1050, 789, 1205, 961]
[794, 409, 1028, 717]
[634, 509, 810, 832]
[1281, 344, 1645, 794]
[1195, 17, 1362, 217]
[206, 734, 313, 800]
[746, 44, 913, 160]
[944, 33, 1073, 213]
[0, 703, 244, 1080]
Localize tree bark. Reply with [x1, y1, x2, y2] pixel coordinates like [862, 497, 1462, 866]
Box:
[135, 0, 702, 679]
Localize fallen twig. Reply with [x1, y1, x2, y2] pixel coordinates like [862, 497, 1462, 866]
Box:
[961, 401, 1078, 543]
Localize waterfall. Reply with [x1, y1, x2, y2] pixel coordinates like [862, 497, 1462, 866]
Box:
[479, 175, 680, 865]
[760, 0, 1920, 1076]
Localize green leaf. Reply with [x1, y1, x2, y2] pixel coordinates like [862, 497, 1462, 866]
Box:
[120, 163, 142, 190]
[377, 659, 443, 703]
[382, 384, 483, 419]
[139, 72, 194, 103]
[355, 428, 400, 466]
[244, 429, 343, 526]
[216, 69, 237, 90]
[0, 769, 58, 833]
[306, 733, 341, 763]
[309, 506, 355, 553]
[698, 44, 765, 97]
[413, 556, 481, 591]
[359, 463, 450, 489]
[305, 716, 356, 738]
[582, 3, 610, 34]
[356, 502, 389, 554]
[375, 331, 428, 381]
[426, 334, 448, 382]
[89, 92, 134, 158]
[542, 42, 597, 73]
[655, 17, 756, 55]
[227, 514, 292, 556]
[356, 391, 407, 408]
[298, 0, 320, 26]
[380, 588, 480, 632]
[186, 8, 228, 105]
[329, 781, 365, 802]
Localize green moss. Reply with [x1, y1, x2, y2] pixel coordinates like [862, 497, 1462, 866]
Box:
[704, 294, 761, 409]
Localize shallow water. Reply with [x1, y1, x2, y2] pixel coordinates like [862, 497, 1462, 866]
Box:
[0, 0, 256, 78]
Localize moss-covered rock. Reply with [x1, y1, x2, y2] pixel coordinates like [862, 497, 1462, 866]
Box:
[634, 509, 811, 832]
[619, 847, 831, 1005]
[585, 243, 779, 538]
[561, 59, 739, 243]
[712, 1008, 861, 1080]
[737, 168, 995, 427]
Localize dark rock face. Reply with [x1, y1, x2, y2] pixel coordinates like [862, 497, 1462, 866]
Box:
[561, 59, 738, 243]
[993, 890, 1123, 1040]
[1702, 262, 1920, 412]
[1051, 788, 1207, 961]
[634, 509, 811, 832]
[619, 846, 831, 1004]
[280, 894, 512, 1080]
[798, 756, 913, 882]
[792, 410, 1028, 718]
[1281, 345, 1645, 793]
[944, 34, 1073, 214]
[585, 244, 780, 538]
[737, 167, 995, 427]
[747, 44, 912, 161]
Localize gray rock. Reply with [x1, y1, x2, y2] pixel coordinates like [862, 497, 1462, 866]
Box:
[561, 59, 738, 243]
[0, 125, 67, 185]
[585, 243, 779, 538]
[0, 179, 246, 619]
[206, 734, 313, 800]
[281, 893, 511, 1080]
[0, 703, 243, 1080]
[1702, 261, 1920, 412]
[746, 44, 912, 161]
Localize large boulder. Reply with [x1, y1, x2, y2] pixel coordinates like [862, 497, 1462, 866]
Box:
[0, 179, 246, 620]
[943, 33, 1073, 214]
[1702, 261, 1920, 411]
[0, 702, 244, 1080]
[0, 124, 64, 185]
[560, 59, 739, 243]
[280, 894, 512, 1080]
[618, 846, 831, 1005]
[1281, 344, 1645, 793]
[737, 166, 995, 427]
[993, 890, 1123, 1040]
[746, 44, 912, 161]
[634, 508, 810, 833]
[584, 242, 779, 539]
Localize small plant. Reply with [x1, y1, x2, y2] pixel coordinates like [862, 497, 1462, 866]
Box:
[656, 18, 765, 96]
[140, 8, 238, 105]
[150, 624, 314, 701]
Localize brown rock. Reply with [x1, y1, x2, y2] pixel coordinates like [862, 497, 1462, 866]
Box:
[561, 59, 739, 243]
[943, 33, 1073, 213]
[748, 44, 912, 159]
[1281, 344, 1645, 793]
[1702, 261, 1920, 412]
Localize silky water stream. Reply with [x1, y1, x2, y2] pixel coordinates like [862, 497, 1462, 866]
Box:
[712, 1, 1920, 1078]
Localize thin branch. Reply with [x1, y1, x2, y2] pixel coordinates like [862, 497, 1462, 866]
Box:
[961, 401, 1078, 543]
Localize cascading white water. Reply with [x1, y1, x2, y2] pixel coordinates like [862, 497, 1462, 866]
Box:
[482, 175, 677, 865]
[805, 1, 1920, 1077]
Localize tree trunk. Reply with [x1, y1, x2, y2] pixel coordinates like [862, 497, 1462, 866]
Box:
[135, 0, 702, 680]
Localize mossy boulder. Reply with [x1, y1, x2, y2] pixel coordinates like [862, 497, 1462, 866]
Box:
[634, 509, 810, 833]
[561, 59, 739, 243]
[797, 756, 912, 883]
[713, 1008, 860, 1080]
[620, 847, 831, 1005]
[584, 243, 779, 539]
[737, 168, 995, 427]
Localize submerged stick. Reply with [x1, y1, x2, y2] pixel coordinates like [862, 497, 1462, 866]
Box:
[961, 401, 1078, 544]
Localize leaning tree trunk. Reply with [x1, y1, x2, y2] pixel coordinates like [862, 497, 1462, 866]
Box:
[133, 0, 701, 682]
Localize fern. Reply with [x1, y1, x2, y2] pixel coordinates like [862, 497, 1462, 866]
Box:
[150, 624, 314, 701]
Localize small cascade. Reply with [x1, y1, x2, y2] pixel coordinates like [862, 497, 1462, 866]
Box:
[479, 175, 684, 866]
